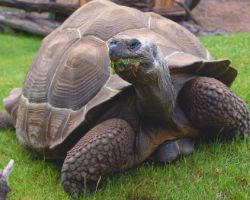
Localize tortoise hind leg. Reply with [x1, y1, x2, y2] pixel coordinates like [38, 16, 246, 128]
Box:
[0, 88, 22, 130]
[61, 118, 135, 199]
[179, 77, 250, 141]
[0, 110, 14, 129]
[150, 138, 195, 163]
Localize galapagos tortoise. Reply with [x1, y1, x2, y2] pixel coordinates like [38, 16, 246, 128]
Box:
[0, 0, 249, 198]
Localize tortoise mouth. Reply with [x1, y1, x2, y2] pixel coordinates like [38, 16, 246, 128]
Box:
[114, 63, 131, 72]
[111, 58, 142, 73]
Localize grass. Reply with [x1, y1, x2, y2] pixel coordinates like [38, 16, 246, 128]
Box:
[0, 33, 250, 199]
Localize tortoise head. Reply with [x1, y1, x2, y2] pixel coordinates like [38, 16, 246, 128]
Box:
[109, 36, 167, 84]
[109, 36, 176, 124]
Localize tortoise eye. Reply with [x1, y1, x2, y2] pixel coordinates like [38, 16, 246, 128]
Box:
[129, 40, 141, 50]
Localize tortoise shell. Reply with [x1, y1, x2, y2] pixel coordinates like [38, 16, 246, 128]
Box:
[6, 0, 237, 158]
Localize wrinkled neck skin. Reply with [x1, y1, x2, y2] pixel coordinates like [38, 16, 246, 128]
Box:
[109, 37, 181, 167]
[134, 63, 176, 127]
[116, 44, 178, 129]
[110, 37, 178, 129]
[131, 65, 179, 166]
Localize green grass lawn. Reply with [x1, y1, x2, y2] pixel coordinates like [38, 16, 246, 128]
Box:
[0, 33, 250, 199]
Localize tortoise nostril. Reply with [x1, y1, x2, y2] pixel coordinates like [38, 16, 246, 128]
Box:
[110, 41, 117, 46]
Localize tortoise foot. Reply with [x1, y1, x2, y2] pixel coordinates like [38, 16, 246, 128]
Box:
[180, 77, 250, 141]
[150, 138, 194, 163]
[221, 129, 248, 141]
[61, 118, 135, 197]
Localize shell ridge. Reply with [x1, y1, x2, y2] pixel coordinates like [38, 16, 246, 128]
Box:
[79, 6, 114, 38]
[104, 85, 120, 93]
[45, 110, 52, 146]
[82, 6, 149, 41]
[196, 59, 230, 75]
[70, 1, 121, 32]
[10, 104, 18, 119]
[205, 49, 213, 60]
[106, 28, 149, 43]
[147, 15, 152, 29]
[61, 0, 98, 31]
[86, 36, 106, 43]
[147, 19, 184, 50]
[150, 28, 182, 52]
[75, 4, 114, 33]
[77, 29, 81, 38]
[21, 94, 74, 112]
[165, 51, 181, 60]
[60, 112, 71, 147]
[76, 19, 94, 32]
[82, 105, 87, 121]
[25, 103, 39, 155]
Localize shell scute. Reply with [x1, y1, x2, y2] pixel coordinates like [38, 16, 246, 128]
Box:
[150, 16, 209, 60]
[26, 103, 51, 151]
[48, 37, 110, 110]
[62, 0, 118, 30]
[105, 74, 130, 91]
[22, 29, 79, 103]
[81, 7, 149, 41]
[47, 108, 71, 145]
[57, 108, 87, 146]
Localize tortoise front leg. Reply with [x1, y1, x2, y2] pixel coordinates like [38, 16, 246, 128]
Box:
[61, 118, 135, 199]
[179, 77, 250, 140]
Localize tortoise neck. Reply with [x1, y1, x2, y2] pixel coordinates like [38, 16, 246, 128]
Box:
[134, 63, 176, 125]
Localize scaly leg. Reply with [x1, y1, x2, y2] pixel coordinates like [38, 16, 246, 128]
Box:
[61, 118, 135, 199]
[0, 110, 13, 129]
[179, 77, 250, 141]
[0, 88, 22, 130]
